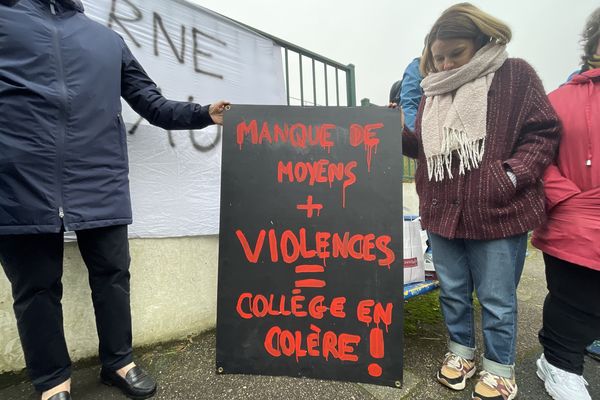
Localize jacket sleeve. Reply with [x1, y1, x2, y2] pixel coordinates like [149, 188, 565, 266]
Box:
[402, 126, 419, 159]
[402, 97, 425, 159]
[400, 58, 423, 131]
[120, 38, 214, 130]
[503, 61, 561, 191]
[541, 164, 581, 211]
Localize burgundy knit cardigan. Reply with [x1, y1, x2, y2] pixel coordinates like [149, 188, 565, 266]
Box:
[403, 58, 561, 240]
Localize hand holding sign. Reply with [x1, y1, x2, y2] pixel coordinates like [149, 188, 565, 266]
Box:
[387, 102, 405, 131]
[209, 100, 231, 125]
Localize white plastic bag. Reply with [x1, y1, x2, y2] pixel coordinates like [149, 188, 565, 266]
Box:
[403, 217, 426, 284]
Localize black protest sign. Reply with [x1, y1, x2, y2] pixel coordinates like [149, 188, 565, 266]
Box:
[216, 105, 404, 387]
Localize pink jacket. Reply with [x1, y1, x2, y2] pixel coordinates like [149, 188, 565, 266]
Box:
[532, 68, 600, 271]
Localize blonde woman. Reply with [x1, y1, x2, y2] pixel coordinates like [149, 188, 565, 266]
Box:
[401, 3, 560, 399]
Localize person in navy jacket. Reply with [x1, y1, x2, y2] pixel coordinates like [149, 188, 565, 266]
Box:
[0, 1, 229, 399]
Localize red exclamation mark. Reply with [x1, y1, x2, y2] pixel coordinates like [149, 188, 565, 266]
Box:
[367, 327, 384, 377]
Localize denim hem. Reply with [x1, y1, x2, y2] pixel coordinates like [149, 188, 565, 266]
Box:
[481, 356, 514, 378]
[448, 341, 476, 360]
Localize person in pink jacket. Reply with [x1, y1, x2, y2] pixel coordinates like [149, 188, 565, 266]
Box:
[532, 7, 600, 400]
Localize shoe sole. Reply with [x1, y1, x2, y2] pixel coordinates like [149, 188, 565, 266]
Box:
[471, 387, 518, 400]
[437, 367, 476, 391]
[101, 378, 157, 400]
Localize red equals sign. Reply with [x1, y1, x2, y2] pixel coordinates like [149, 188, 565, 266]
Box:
[295, 264, 326, 288]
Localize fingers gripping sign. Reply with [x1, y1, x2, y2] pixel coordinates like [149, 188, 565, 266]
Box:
[209, 100, 231, 125]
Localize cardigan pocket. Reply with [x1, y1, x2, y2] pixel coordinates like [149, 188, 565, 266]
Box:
[488, 160, 517, 206]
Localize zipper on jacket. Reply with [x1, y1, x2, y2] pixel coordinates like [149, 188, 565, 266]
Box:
[49, 2, 69, 227]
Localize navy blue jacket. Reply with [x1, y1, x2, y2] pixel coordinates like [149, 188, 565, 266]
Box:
[0, 0, 214, 234]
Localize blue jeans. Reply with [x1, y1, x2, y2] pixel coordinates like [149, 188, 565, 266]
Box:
[430, 233, 527, 378]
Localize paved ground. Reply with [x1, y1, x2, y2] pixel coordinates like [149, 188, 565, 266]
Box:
[1, 248, 598, 399]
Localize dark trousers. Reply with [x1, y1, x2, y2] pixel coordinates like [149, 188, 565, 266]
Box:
[0, 225, 133, 392]
[539, 253, 600, 375]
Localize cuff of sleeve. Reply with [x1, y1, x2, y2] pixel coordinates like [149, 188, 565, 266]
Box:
[192, 104, 214, 129]
[506, 170, 517, 187]
[402, 126, 419, 159]
[503, 159, 532, 190]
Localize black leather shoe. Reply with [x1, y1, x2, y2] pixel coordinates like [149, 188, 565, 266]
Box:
[47, 392, 71, 400]
[100, 366, 157, 399]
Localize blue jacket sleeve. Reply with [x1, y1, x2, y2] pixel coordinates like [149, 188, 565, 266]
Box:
[400, 58, 423, 132]
[120, 39, 214, 130]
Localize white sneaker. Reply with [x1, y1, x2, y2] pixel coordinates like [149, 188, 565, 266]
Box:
[536, 354, 591, 400]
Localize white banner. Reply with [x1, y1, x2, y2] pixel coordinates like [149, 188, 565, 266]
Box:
[83, 0, 286, 237]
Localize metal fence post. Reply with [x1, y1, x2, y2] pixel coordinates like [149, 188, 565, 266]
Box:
[346, 63, 356, 107]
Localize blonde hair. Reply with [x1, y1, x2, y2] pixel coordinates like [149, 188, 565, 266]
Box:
[420, 3, 512, 76]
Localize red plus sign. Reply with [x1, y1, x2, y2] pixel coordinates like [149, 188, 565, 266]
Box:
[296, 195, 323, 218]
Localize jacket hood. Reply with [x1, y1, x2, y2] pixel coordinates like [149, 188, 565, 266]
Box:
[0, 0, 84, 12]
[569, 68, 600, 85]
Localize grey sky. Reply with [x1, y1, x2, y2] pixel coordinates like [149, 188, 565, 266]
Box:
[190, 0, 598, 105]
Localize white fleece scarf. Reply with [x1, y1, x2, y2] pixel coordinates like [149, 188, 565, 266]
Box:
[420, 43, 508, 181]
